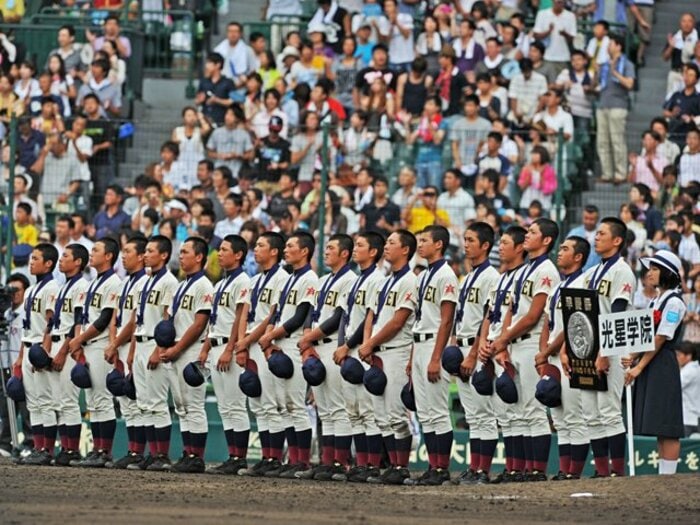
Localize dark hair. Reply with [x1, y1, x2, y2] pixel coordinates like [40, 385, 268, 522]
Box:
[531, 145, 550, 164]
[65, 243, 89, 271]
[467, 221, 495, 252]
[411, 55, 428, 74]
[533, 218, 559, 252]
[16, 202, 32, 216]
[291, 230, 315, 263]
[566, 235, 590, 267]
[395, 229, 418, 261]
[91, 58, 110, 74]
[482, 168, 500, 189]
[223, 234, 248, 260]
[652, 262, 681, 289]
[601, 217, 628, 250]
[595, 20, 610, 31]
[227, 21, 243, 32]
[632, 183, 654, 206]
[185, 236, 209, 268]
[504, 225, 527, 246]
[249, 31, 265, 43]
[422, 225, 450, 256]
[571, 49, 588, 61]
[34, 243, 59, 272]
[463, 94, 479, 106]
[148, 235, 173, 262]
[358, 232, 385, 264]
[488, 131, 503, 143]
[105, 13, 120, 24]
[8, 272, 30, 290]
[160, 140, 180, 158]
[330, 234, 353, 263]
[97, 237, 120, 267]
[609, 33, 625, 49]
[198, 159, 214, 171]
[56, 214, 75, 229]
[650, 116, 669, 131]
[225, 193, 243, 207]
[214, 165, 234, 185]
[373, 174, 389, 187]
[642, 129, 662, 143]
[126, 236, 148, 255]
[263, 86, 281, 102]
[583, 204, 599, 215]
[207, 52, 224, 67]
[143, 207, 160, 225]
[59, 24, 76, 37]
[260, 231, 285, 262]
[530, 40, 545, 55]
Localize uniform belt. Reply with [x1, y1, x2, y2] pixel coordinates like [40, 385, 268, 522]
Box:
[413, 333, 434, 343]
[51, 335, 67, 343]
[511, 334, 531, 344]
[22, 342, 33, 348]
[209, 337, 230, 347]
[378, 343, 410, 352]
[135, 335, 154, 342]
[457, 337, 476, 347]
[312, 337, 334, 345]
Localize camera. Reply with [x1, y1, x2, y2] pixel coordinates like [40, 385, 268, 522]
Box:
[0, 285, 17, 322]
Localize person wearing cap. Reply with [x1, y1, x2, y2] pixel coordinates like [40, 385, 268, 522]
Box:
[92, 184, 131, 240]
[12, 171, 40, 224]
[573, 217, 636, 477]
[622, 250, 685, 475]
[536, 236, 590, 481]
[453, 222, 500, 485]
[477, 225, 527, 482]
[196, 235, 252, 475]
[357, 230, 419, 485]
[255, 114, 291, 195]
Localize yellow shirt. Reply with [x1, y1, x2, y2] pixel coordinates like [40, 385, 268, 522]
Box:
[14, 223, 39, 246]
[408, 206, 450, 234]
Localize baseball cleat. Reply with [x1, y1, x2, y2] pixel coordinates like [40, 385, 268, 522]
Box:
[263, 459, 287, 478]
[565, 473, 581, 480]
[295, 464, 328, 480]
[54, 449, 81, 467]
[551, 470, 568, 481]
[367, 465, 392, 484]
[278, 463, 306, 479]
[383, 466, 410, 485]
[172, 454, 205, 473]
[23, 449, 53, 466]
[127, 454, 155, 470]
[528, 470, 547, 482]
[404, 468, 432, 486]
[78, 450, 111, 468]
[252, 458, 281, 477]
[244, 458, 269, 476]
[146, 454, 173, 472]
[209, 456, 248, 475]
[590, 470, 608, 479]
[474, 470, 490, 484]
[108, 451, 144, 469]
[456, 469, 477, 485]
[316, 462, 346, 481]
[345, 465, 368, 482]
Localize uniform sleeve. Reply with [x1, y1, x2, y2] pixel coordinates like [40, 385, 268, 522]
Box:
[297, 273, 319, 307]
[656, 296, 686, 339]
[395, 275, 418, 312]
[531, 265, 560, 298]
[244, 276, 258, 306]
[482, 272, 500, 309]
[609, 266, 635, 305]
[103, 279, 121, 309]
[366, 275, 385, 315]
[438, 271, 459, 304]
[194, 281, 214, 313]
[42, 283, 60, 314]
[73, 282, 88, 313]
[162, 277, 177, 310]
[234, 276, 251, 306]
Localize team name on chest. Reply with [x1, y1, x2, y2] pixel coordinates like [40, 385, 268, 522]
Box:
[260, 287, 273, 304]
[61, 298, 74, 313]
[323, 290, 340, 307]
[31, 297, 42, 313]
[465, 287, 481, 304]
[90, 293, 103, 308]
[124, 294, 136, 310]
[423, 285, 437, 304]
[147, 289, 163, 305]
[180, 294, 195, 311]
[597, 279, 611, 298]
[354, 289, 368, 307]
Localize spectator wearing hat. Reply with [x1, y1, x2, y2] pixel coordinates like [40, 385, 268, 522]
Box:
[255, 115, 291, 193]
[12, 172, 40, 223]
[92, 184, 131, 240]
[309, 0, 351, 54]
[278, 45, 300, 77]
[206, 105, 254, 179]
[196, 53, 235, 126]
[352, 19, 376, 66]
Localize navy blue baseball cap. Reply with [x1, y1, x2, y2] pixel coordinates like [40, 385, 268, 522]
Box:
[340, 356, 365, 384]
[363, 355, 387, 396]
[441, 345, 463, 376]
[239, 359, 262, 398]
[471, 359, 495, 396]
[106, 368, 126, 397]
[302, 355, 326, 386]
[535, 364, 562, 408]
[28, 343, 52, 370]
[123, 373, 137, 400]
[13, 243, 33, 266]
[268, 349, 294, 379]
[154, 319, 176, 348]
[400, 381, 416, 411]
[495, 361, 518, 404]
[71, 362, 92, 389]
[183, 361, 207, 387]
[6, 375, 25, 402]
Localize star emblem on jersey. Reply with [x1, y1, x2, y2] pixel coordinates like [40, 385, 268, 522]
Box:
[306, 287, 316, 296]
[240, 289, 248, 298]
[405, 292, 412, 301]
[203, 294, 213, 304]
[445, 284, 455, 294]
[541, 277, 552, 287]
[623, 283, 632, 294]
[109, 292, 118, 302]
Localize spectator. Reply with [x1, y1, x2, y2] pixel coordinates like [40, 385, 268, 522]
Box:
[214, 193, 244, 237]
[380, 0, 414, 71]
[92, 184, 132, 239]
[677, 344, 700, 436]
[101, 39, 126, 88]
[450, 94, 492, 187]
[475, 72, 501, 122]
[438, 168, 476, 242]
[47, 54, 76, 118]
[475, 37, 505, 80]
[567, 204, 600, 270]
[499, 22, 521, 62]
[678, 128, 700, 188]
[407, 95, 446, 189]
[362, 77, 395, 163]
[159, 140, 189, 193]
[585, 20, 610, 72]
[528, 41, 557, 86]
[299, 171, 324, 223]
[517, 145, 557, 212]
[619, 203, 647, 253]
[0, 0, 25, 23]
[434, 46, 469, 118]
[206, 104, 254, 179]
[258, 49, 281, 91]
[395, 56, 432, 120]
[648, 117, 681, 166]
[86, 13, 132, 58]
[471, 1, 496, 44]
[341, 109, 373, 168]
[196, 53, 235, 126]
[171, 106, 210, 178]
[353, 43, 396, 108]
[13, 61, 40, 105]
[28, 72, 64, 118]
[329, 36, 362, 113]
[353, 20, 376, 66]
[533, 0, 576, 75]
[596, 34, 635, 184]
[682, 282, 700, 344]
[31, 132, 80, 210]
[391, 165, 419, 210]
[414, 14, 443, 78]
[255, 115, 291, 192]
[267, 172, 299, 217]
[626, 0, 654, 66]
[555, 50, 594, 140]
[508, 58, 547, 127]
[162, 198, 190, 242]
[243, 72, 264, 122]
[360, 174, 400, 237]
[509, 12, 531, 61]
[12, 172, 39, 223]
[14, 202, 38, 246]
[214, 22, 257, 88]
[452, 18, 484, 82]
[629, 182, 663, 240]
[31, 97, 65, 135]
[309, 189, 347, 235]
[157, 218, 182, 273]
[291, 110, 335, 194]
[663, 63, 700, 144]
[64, 113, 93, 198]
[206, 166, 232, 219]
[679, 211, 700, 280]
[662, 13, 697, 96]
[47, 25, 84, 76]
[76, 59, 122, 117]
[288, 40, 325, 88]
[628, 130, 667, 195]
[309, 0, 351, 54]
[17, 116, 44, 171]
[402, 185, 450, 234]
[70, 212, 94, 252]
[307, 77, 346, 122]
[533, 88, 574, 142]
[656, 165, 680, 214]
[476, 131, 512, 192]
[249, 32, 267, 70]
[0, 73, 23, 125]
[247, 188, 270, 226]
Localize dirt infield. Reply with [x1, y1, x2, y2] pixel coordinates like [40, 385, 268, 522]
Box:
[0, 459, 697, 524]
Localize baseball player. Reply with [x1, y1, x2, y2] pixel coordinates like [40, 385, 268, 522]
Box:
[160, 236, 214, 474]
[454, 222, 500, 484]
[358, 230, 419, 486]
[197, 234, 251, 475]
[407, 225, 458, 486]
[45, 243, 90, 467]
[477, 226, 527, 483]
[67, 238, 123, 468]
[332, 232, 386, 483]
[16, 243, 60, 465]
[258, 231, 319, 478]
[297, 234, 356, 481]
[569, 217, 635, 477]
[129, 235, 179, 471]
[235, 232, 289, 477]
[490, 218, 560, 481]
[536, 236, 590, 480]
[103, 236, 149, 469]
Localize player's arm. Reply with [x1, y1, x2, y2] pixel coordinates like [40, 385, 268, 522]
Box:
[260, 303, 313, 347]
[238, 306, 276, 350]
[105, 308, 137, 363]
[596, 297, 631, 375]
[358, 307, 412, 361]
[299, 306, 344, 349]
[463, 303, 489, 375]
[69, 307, 114, 353]
[161, 311, 209, 362]
[427, 300, 456, 382]
[494, 294, 547, 355]
[217, 302, 246, 371]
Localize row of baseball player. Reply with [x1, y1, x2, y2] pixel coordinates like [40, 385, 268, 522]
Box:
[7, 216, 685, 482]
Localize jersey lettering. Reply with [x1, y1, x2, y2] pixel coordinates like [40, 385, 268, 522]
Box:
[124, 295, 135, 310]
[31, 297, 42, 313]
[260, 288, 273, 304]
[219, 292, 231, 308]
[61, 298, 73, 313]
[91, 293, 102, 308]
[286, 290, 298, 305]
[466, 288, 480, 304]
[598, 280, 611, 298]
[354, 289, 367, 307]
[522, 280, 533, 298]
[386, 290, 397, 308]
[424, 286, 436, 304]
[325, 290, 339, 307]
[180, 295, 194, 311]
[147, 289, 162, 305]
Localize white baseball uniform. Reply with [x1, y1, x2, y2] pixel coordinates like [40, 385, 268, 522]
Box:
[310, 265, 356, 438]
[508, 255, 560, 437]
[580, 256, 636, 439]
[412, 260, 458, 435]
[207, 269, 251, 433]
[80, 269, 122, 422]
[454, 261, 500, 441]
[339, 265, 385, 437]
[273, 264, 319, 432]
[133, 267, 179, 428]
[49, 274, 89, 427]
[22, 275, 60, 429]
[370, 265, 418, 440]
[245, 264, 290, 435]
[168, 271, 214, 435]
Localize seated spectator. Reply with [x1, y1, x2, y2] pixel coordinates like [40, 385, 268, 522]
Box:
[353, 42, 397, 108]
[499, 22, 521, 61]
[160, 141, 189, 193]
[567, 204, 600, 270]
[395, 56, 432, 120]
[585, 20, 610, 73]
[475, 37, 505, 79]
[32, 97, 65, 135]
[267, 172, 300, 217]
[508, 58, 547, 127]
[528, 41, 557, 86]
[206, 166, 232, 220]
[353, 167, 374, 211]
[289, 40, 324, 88]
[13, 61, 40, 105]
[509, 12, 531, 61]
[275, 77, 300, 129]
[243, 72, 264, 122]
[628, 130, 667, 195]
[215, 193, 244, 237]
[214, 21, 257, 90]
[14, 202, 39, 246]
[258, 49, 281, 91]
[171, 106, 210, 179]
[401, 185, 450, 233]
[251, 88, 288, 139]
[682, 285, 700, 345]
[353, 20, 377, 67]
[341, 109, 373, 168]
[291, 110, 336, 194]
[475, 72, 501, 122]
[380, 0, 414, 71]
[307, 23, 336, 67]
[31, 132, 80, 210]
[662, 13, 697, 97]
[656, 165, 680, 214]
[196, 52, 235, 127]
[47, 54, 76, 118]
[629, 182, 663, 240]
[533, 0, 576, 75]
[309, 0, 351, 54]
[255, 115, 291, 192]
[438, 168, 475, 242]
[29, 71, 64, 117]
[414, 14, 443, 78]
[47, 25, 84, 76]
[86, 13, 132, 58]
[329, 36, 362, 113]
[679, 128, 700, 188]
[474, 169, 514, 221]
[76, 59, 122, 117]
[517, 145, 557, 212]
[476, 131, 512, 192]
[407, 95, 446, 189]
[619, 202, 647, 253]
[12, 172, 40, 223]
[450, 95, 491, 187]
[92, 184, 132, 239]
[471, 1, 496, 45]
[452, 18, 484, 82]
[0, 73, 23, 125]
[249, 31, 267, 69]
[648, 117, 681, 166]
[360, 174, 401, 237]
[101, 39, 127, 88]
[307, 77, 346, 122]
[391, 165, 419, 210]
[206, 104, 254, 179]
[663, 63, 700, 144]
[677, 344, 700, 437]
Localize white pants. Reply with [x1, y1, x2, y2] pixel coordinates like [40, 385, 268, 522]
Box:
[248, 342, 283, 434]
[48, 336, 81, 426]
[342, 349, 379, 435]
[278, 339, 312, 432]
[22, 343, 57, 427]
[370, 345, 412, 440]
[456, 345, 498, 441]
[411, 340, 452, 435]
[596, 107, 628, 182]
[493, 360, 515, 437]
[83, 338, 116, 423]
[133, 339, 171, 428]
[310, 341, 352, 437]
[167, 346, 208, 434]
[208, 342, 250, 432]
[581, 355, 625, 439]
[550, 355, 587, 446]
[510, 339, 550, 437]
[117, 343, 142, 427]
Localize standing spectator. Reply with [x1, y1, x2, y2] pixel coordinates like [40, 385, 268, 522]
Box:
[450, 95, 492, 187]
[452, 19, 484, 82]
[214, 22, 257, 88]
[649, 117, 681, 166]
[407, 95, 447, 189]
[533, 88, 574, 142]
[662, 13, 697, 97]
[13, 61, 40, 105]
[353, 43, 396, 108]
[380, 0, 414, 71]
[682, 279, 700, 344]
[171, 106, 210, 179]
[309, 0, 351, 54]
[255, 115, 291, 192]
[508, 58, 548, 128]
[476, 131, 512, 192]
[31, 133, 80, 210]
[86, 13, 132, 58]
[395, 56, 432, 120]
[13, 202, 39, 246]
[391, 165, 419, 210]
[677, 344, 700, 436]
[679, 211, 700, 280]
[678, 128, 700, 188]
[251, 88, 288, 139]
[64, 113, 93, 198]
[517, 145, 557, 212]
[47, 25, 84, 76]
[555, 50, 594, 138]
[414, 14, 443, 78]
[329, 36, 362, 113]
[206, 105, 254, 179]
[663, 63, 700, 144]
[596, 34, 636, 184]
[628, 130, 667, 195]
[528, 41, 558, 86]
[16, 116, 44, 170]
[76, 59, 122, 117]
[214, 193, 244, 237]
[360, 174, 400, 237]
[629, 183, 663, 240]
[291, 110, 333, 194]
[0, 73, 23, 125]
[585, 20, 610, 73]
[196, 53, 235, 126]
[438, 168, 475, 242]
[288, 40, 325, 88]
[626, 0, 654, 66]
[47, 55, 76, 119]
[435, 46, 469, 118]
[533, 0, 576, 75]
[401, 185, 450, 233]
[82, 93, 115, 204]
[92, 184, 132, 239]
[159, 141, 189, 193]
[567, 204, 601, 270]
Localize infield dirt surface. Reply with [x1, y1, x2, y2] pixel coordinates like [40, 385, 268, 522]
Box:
[1, 460, 698, 524]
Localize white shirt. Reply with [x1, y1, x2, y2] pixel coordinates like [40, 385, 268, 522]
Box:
[582, 256, 636, 315]
[679, 234, 700, 265]
[413, 261, 458, 334]
[487, 265, 527, 341]
[510, 257, 560, 338]
[115, 271, 148, 344]
[534, 8, 577, 62]
[1, 306, 23, 368]
[275, 267, 319, 337]
[22, 276, 60, 344]
[341, 265, 385, 344]
[245, 264, 290, 333]
[170, 273, 214, 344]
[213, 38, 257, 81]
[51, 275, 89, 338]
[681, 360, 700, 427]
[81, 271, 122, 342]
[371, 268, 418, 347]
[214, 216, 244, 238]
[313, 267, 356, 338]
[455, 263, 499, 339]
[134, 269, 179, 337]
[379, 14, 414, 64]
[66, 135, 93, 182]
[534, 106, 574, 141]
[208, 271, 250, 339]
[585, 36, 610, 66]
[679, 151, 700, 187]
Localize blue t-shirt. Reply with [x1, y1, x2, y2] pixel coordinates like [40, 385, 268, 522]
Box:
[355, 41, 376, 67]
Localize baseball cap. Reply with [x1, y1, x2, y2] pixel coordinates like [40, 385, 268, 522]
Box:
[535, 364, 562, 408]
[269, 115, 284, 131]
[183, 361, 209, 387]
[441, 345, 463, 376]
[70, 362, 92, 389]
[340, 356, 365, 384]
[123, 373, 137, 400]
[13, 244, 33, 266]
[302, 354, 326, 386]
[28, 343, 52, 370]
[6, 376, 25, 402]
[268, 349, 294, 379]
[495, 361, 518, 404]
[400, 381, 417, 411]
[154, 319, 176, 348]
[640, 249, 682, 276]
[239, 359, 262, 397]
[106, 368, 126, 397]
[363, 355, 387, 396]
[17, 171, 32, 191]
[280, 45, 300, 62]
[471, 359, 496, 396]
[166, 198, 189, 214]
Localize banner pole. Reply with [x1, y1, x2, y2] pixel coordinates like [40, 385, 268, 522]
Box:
[625, 382, 636, 476]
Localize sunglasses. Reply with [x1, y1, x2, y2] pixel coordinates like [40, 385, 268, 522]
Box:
[423, 192, 437, 197]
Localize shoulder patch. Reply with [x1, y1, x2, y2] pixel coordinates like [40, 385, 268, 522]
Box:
[666, 310, 680, 324]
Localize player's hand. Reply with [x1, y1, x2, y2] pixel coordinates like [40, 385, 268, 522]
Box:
[477, 339, 491, 363]
[333, 345, 349, 365]
[620, 355, 635, 368]
[127, 352, 134, 370]
[358, 343, 373, 363]
[490, 337, 507, 356]
[534, 350, 549, 373]
[68, 338, 82, 356]
[595, 354, 610, 376]
[494, 349, 510, 367]
[460, 354, 476, 378]
[198, 349, 209, 366]
[104, 344, 118, 365]
[264, 344, 280, 360]
[405, 360, 412, 377]
[159, 347, 179, 363]
[624, 365, 642, 386]
[297, 335, 313, 353]
[148, 349, 160, 370]
[427, 358, 441, 383]
[52, 351, 67, 372]
[559, 349, 571, 378]
[259, 333, 273, 350]
[217, 349, 233, 372]
[235, 349, 248, 368]
[234, 338, 249, 354]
